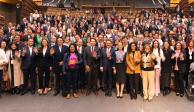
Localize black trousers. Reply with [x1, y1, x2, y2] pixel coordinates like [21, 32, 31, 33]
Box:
[125, 75, 130, 93]
[185, 69, 189, 88]
[86, 66, 98, 92]
[0, 70, 3, 94]
[78, 65, 86, 89]
[23, 68, 36, 91]
[66, 69, 78, 93]
[54, 72, 62, 91]
[139, 76, 143, 94]
[128, 74, 140, 95]
[174, 70, 185, 94]
[161, 72, 171, 90]
[103, 68, 113, 93]
[38, 68, 50, 89]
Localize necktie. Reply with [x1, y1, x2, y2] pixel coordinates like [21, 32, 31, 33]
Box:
[138, 42, 141, 50]
[92, 46, 94, 52]
[91, 46, 93, 52]
[78, 47, 80, 53]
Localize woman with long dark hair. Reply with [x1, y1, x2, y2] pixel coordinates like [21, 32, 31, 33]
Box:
[63, 43, 82, 99]
[126, 42, 141, 99]
[171, 42, 187, 97]
[6, 42, 23, 95]
[152, 40, 165, 96]
[37, 38, 52, 95]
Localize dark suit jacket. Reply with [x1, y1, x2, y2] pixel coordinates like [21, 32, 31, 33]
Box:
[171, 51, 187, 74]
[20, 22, 27, 32]
[100, 47, 116, 71]
[77, 46, 85, 67]
[83, 46, 100, 68]
[37, 47, 52, 71]
[161, 49, 173, 73]
[52, 45, 68, 73]
[21, 46, 37, 70]
[185, 48, 194, 68]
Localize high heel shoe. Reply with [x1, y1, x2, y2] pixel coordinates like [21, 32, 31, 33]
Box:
[73, 93, 79, 98]
[43, 89, 48, 95]
[65, 94, 71, 99]
[119, 93, 123, 99]
[38, 89, 43, 95]
[116, 94, 120, 98]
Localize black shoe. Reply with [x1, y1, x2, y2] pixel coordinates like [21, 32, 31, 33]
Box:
[10, 89, 15, 95]
[130, 95, 134, 100]
[166, 89, 170, 95]
[163, 90, 167, 96]
[94, 91, 99, 96]
[134, 94, 137, 99]
[21, 90, 28, 96]
[180, 94, 184, 97]
[108, 92, 112, 96]
[16, 88, 20, 95]
[31, 90, 35, 95]
[53, 91, 59, 96]
[140, 93, 144, 97]
[86, 91, 91, 96]
[105, 92, 108, 96]
[120, 96, 123, 99]
[176, 92, 180, 96]
[0, 94, 2, 98]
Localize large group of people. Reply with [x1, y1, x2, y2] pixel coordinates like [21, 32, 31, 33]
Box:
[0, 8, 194, 102]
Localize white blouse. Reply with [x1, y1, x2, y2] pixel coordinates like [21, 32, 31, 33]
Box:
[152, 48, 165, 69]
[0, 49, 8, 70]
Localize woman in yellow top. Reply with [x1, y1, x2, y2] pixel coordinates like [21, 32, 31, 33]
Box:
[126, 42, 141, 100]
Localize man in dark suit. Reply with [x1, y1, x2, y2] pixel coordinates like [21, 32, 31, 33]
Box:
[77, 39, 86, 92]
[83, 38, 100, 96]
[20, 18, 28, 32]
[50, 37, 68, 96]
[21, 38, 38, 95]
[100, 40, 116, 96]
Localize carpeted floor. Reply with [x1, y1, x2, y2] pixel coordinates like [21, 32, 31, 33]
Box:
[0, 91, 193, 112]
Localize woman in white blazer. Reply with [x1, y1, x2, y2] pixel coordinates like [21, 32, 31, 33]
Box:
[152, 40, 165, 96]
[0, 41, 8, 97]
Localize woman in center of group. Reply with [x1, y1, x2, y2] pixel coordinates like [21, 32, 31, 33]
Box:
[141, 44, 156, 102]
[126, 42, 141, 100]
[63, 43, 82, 99]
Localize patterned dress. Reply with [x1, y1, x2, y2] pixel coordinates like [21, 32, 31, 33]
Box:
[115, 51, 126, 83]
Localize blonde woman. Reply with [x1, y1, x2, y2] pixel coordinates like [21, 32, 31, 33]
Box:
[141, 44, 156, 102]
